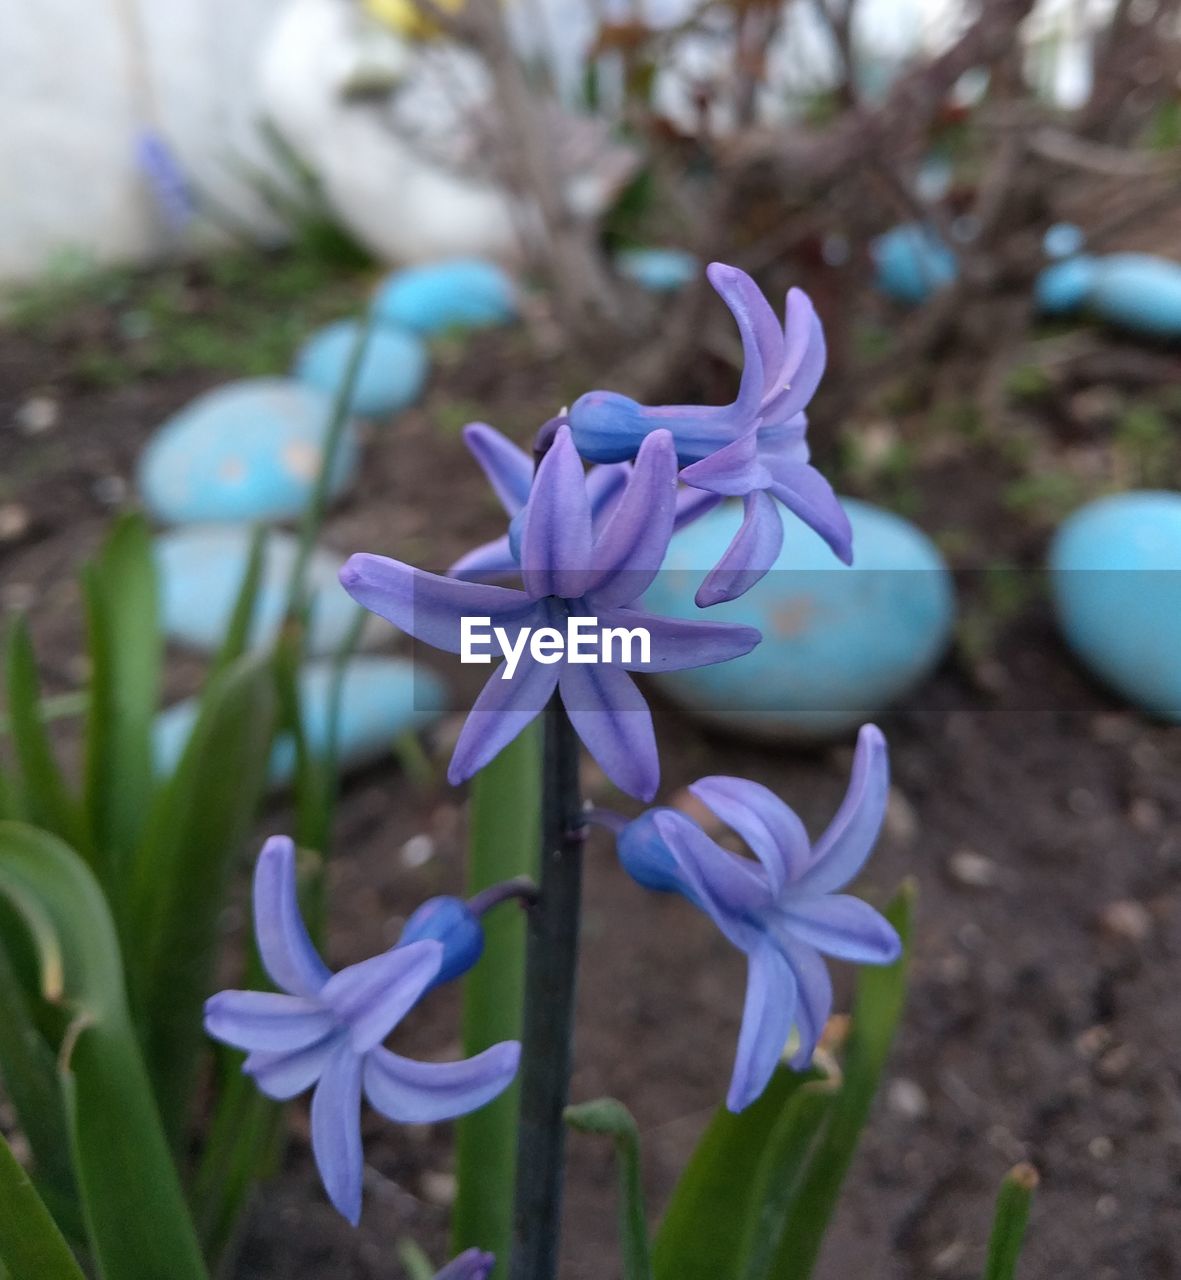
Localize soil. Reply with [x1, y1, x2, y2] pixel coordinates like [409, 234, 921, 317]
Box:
[2, 263, 1180, 1280]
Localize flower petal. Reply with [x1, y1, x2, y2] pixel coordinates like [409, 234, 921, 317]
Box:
[586, 462, 631, 525]
[448, 534, 520, 581]
[688, 776, 808, 895]
[363, 1041, 521, 1124]
[244, 1035, 338, 1100]
[568, 391, 743, 467]
[310, 1042, 365, 1225]
[673, 486, 722, 531]
[340, 555, 538, 653]
[435, 1249, 497, 1280]
[598, 607, 761, 672]
[252, 835, 330, 998]
[614, 808, 687, 896]
[204, 990, 335, 1054]
[448, 655, 559, 786]
[778, 895, 901, 964]
[521, 425, 593, 599]
[320, 939, 443, 1053]
[706, 262, 779, 419]
[694, 490, 784, 607]
[765, 463, 853, 565]
[463, 422, 533, 514]
[775, 935, 832, 1070]
[728, 942, 797, 1112]
[559, 663, 659, 801]
[762, 288, 826, 423]
[678, 429, 768, 498]
[792, 724, 888, 895]
[586, 429, 678, 606]
[651, 809, 769, 949]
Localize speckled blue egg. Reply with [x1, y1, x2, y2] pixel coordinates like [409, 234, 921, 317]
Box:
[1089, 254, 1181, 338]
[644, 498, 956, 739]
[155, 525, 375, 657]
[616, 248, 699, 293]
[154, 656, 448, 787]
[1049, 491, 1181, 721]
[871, 224, 957, 305]
[138, 378, 359, 524]
[294, 320, 428, 418]
[372, 258, 516, 335]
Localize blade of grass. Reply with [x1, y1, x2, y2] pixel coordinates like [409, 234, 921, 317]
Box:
[452, 726, 541, 1277]
[208, 524, 269, 678]
[983, 1164, 1038, 1280]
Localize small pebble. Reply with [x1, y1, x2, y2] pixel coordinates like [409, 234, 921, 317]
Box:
[401, 833, 436, 869]
[1128, 796, 1163, 833]
[884, 786, 919, 846]
[1089, 1134, 1114, 1160]
[1095, 1042, 1135, 1083]
[0, 504, 30, 542]
[420, 1170, 457, 1206]
[1095, 1194, 1118, 1220]
[886, 1077, 929, 1120]
[1098, 899, 1152, 943]
[14, 394, 59, 435]
[931, 1240, 965, 1273]
[947, 848, 999, 889]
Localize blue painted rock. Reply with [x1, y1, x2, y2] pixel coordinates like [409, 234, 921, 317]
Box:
[1043, 222, 1086, 260]
[154, 656, 448, 787]
[139, 378, 359, 524]
[372, 258, 516, 335]
[616, 248, 699, 293]
[155, 525, 374, 657]
[294, 320, 428, 418]
[1035, 255, 1098, 315]
[871, 224, 957, 305]
[644, 498, 956, 739]
[1049, 491, 1181, 721]
[1037, 252, 1181, 337]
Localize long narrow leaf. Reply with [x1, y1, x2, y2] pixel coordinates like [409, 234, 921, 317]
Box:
[0, 822, 207, 1280]
[452, 726, 541, 1277]
[0, 1129, 85, 1280]
[565, 1099, 652, 1280]
[209, 524, 269, 678]
[983, 1164, 1038, 1280]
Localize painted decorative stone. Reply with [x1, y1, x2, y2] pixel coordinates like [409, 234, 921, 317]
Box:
[371, 258, 516, 335]
[871, 223, 957, 305]
[616, 247, 699, 293]
[138, 378, 359, 524]
[1049, 491, 1181, 722]
[1038, 252, 1181, 338]
[643, 498, 956, 739]
[154, 655, 448, 787]
[295, 319, 429, 418]
[154, 525, 376, 657]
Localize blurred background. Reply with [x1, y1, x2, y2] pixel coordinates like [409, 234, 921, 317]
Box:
[2, 0, 1180, 1276]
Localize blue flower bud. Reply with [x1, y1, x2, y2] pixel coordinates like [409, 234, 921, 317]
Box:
[400, 896, 484, 984]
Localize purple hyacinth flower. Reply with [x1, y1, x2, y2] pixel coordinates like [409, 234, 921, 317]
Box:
[568, 263, 852, 606]
[604, 725, 900, 1111]
[435, 1249, 496, 1279]
[449, 421, 719, 580]
[203, 837, 520, 1225]
[340, 424, 761, 801]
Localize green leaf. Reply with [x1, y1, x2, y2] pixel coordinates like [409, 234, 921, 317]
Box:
[81, 514, 161, 884]
[983, 1164, 1038, 1280]
[0, 1128, 85, 1280]
[209, 524, 268, 678]
[4, 620, 88, 853]
[131, 652, 277, 1147]
[0, 822, 208, 1280]
[652, 1064, 824, 1280]
[452, 726, 541, 1278]
[565, 1099, 652, 1280]
[397, 1239, 437, 1280]
[770, 881, 915, 1280]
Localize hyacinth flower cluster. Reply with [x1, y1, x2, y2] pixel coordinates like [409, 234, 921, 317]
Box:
[205, 264, 900, 1243]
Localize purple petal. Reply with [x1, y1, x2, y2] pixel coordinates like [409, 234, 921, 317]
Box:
[586, 462, 631, 525]
[758, 411, 810, 465]
[762, 289, 826, 422]
[775, 935, 832, 1070]
[688, 776, 808, 895]
[463, 422, 533, 514]
[244, 1036, 338, 1100]
[779, 895, 901, 964]
[706, 263, 779, 420]
[569, 390, 745, 467]
[252, 835, 330, 999]
[521, 425, 593, 599]
[448, 535, 519, 581]
[586, 429, 678, 606]
[673, 486, 723, 531]
[651, 810, 769, 948]
[679, 429, 768, 498]
[435, 1249, 497, 1280]
[792, 724, 888, 895]
[559, 663, 658, 801]
[363, 1041, 521, 1123]
[311, 1042, 365, 1225]
[598, 607, 761, 672]
[204, 991, 336, 1054]
[340, 554, 538, 653]
[694, 490, 783, 607]
[320, 939, 443, 1052]
[728, 943, 797, 1112]
[765, 463, 853, 565]
[448, 655, 559, 785]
